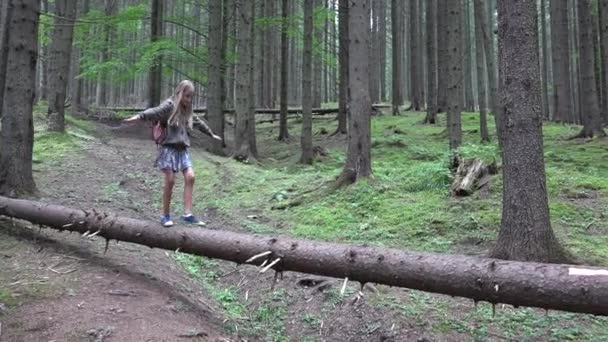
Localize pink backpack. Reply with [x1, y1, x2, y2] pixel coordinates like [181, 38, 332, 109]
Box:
[152, 121, 166, 146]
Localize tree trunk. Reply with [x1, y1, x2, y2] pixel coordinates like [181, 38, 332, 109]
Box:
[264, 0, 273, 109]
[423, 0, 437, 124]
[247, 0, 258, 158]
[550, 0, 572, 123]
[447, 2, 463, 151]
[473, 0, 499, 143]
[336, 0, 349, 132]
[474, 0, 489, 142]
[278, 0, 291, 141]
[312, 0, 322, 108]
[378, 0, 386, 102]
[437, 0, 448, 112]
[69, 0, 90, 113]
[46, 0, 77, 133]
[234, 0, 254, 161]
[409, 0, 421, 110]
[2, 196, 608, 316]
[540, 0, 550, 120]
[39, 0, 49, 102]
[391, 0, 402, 115]
[300, 0, 314, 164]
[300, 0, 319, 164]
[492, 0, 570, 264]
[0, 0, 12, 119]
[573, 0, 606, 138]
[336, 0, 372, 186]
[208, 0, 225, 155]
[148, 0, 163, 108]
[369, 0, 379, 104]
[0, 0, 40, 197]
[463, 0, 475, 112]
[600, 0, 608, 124]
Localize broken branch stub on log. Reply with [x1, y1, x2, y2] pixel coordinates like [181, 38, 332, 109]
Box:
[1, 196, 607, 316]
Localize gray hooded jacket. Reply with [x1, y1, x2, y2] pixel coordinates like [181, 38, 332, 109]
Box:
[138, 98, 213, 148]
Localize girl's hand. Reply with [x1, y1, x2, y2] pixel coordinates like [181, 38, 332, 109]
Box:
[211, 134, 222, 141]
[123, 114, 140, 123]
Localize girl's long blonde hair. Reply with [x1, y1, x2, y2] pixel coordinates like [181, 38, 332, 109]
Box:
[167, 80, 195, 128]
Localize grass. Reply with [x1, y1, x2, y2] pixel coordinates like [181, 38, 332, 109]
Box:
[187, 108, 608, 340]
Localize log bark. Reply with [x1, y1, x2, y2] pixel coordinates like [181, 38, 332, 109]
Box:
[1, 196, 608, 316]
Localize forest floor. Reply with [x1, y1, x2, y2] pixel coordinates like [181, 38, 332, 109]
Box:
[1, 104, 608, 341]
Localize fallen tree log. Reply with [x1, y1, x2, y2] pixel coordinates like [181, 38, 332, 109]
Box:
[1, 196, 607, 316]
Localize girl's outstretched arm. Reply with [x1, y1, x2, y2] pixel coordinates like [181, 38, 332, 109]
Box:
[123, 99, 175, 123]
[193, 116, 222, 141]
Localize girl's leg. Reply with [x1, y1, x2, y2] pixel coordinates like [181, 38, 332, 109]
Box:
[183, 167, 195, 215]
[162, 169, 176, 215]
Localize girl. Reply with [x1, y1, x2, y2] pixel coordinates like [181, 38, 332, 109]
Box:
[124, 80, 222, 227]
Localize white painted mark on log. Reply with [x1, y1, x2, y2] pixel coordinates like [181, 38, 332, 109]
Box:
[569, 268, 608, 276]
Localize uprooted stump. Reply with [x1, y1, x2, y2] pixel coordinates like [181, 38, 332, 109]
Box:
[450, 159, 497, 197]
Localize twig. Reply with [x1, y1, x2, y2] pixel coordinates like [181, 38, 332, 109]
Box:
[584, 220, 596, 230]
[48, 267, 77, 274]
[260, 258, 281, 273]
[245, 250, 272, 263]
[340, 277, 349, 295]
[87, 230, 101, 238]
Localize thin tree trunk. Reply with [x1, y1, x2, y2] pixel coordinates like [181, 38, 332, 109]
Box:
[148, 0, 163, 107]
[600, 0, 608, 123]
[379, 0, 386, 102]
[248, 0, 258, 158]
[234, 0, 254, 161]
[279, 0, 291, 141]
[423, 0, 437, 124]
[474, 0, 489, 142]
[208, 0, 225, 155]
[335, 0, 349, 132]
[47, 0, 77, 132]
[40, 0, 49, 102]
[0, 0, 40, 196]
[540, 0, 550, 120]
[550, 0, 572, 123]
[312, 0, 322, 108]
[437, 0, 448, 112]
[336, 0, 372, 186]
[474, 0, 500, 142]
[573, 0, 606, 138]
[0, 0, 12, 119]
[391, 0, 402, 115]
[492, 0, 570, 263]
[409, 0, 421, 110]
[300, 0, 314, 164]
[447, 2, 463, 151]
[463, 0, 475, 112]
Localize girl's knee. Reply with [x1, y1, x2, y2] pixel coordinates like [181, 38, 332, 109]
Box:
[185, 171, 195, 184]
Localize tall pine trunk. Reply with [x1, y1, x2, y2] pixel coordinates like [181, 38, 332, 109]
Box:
[335, 0, 349, 132]
[0, 0, 12, 119]
[147, 0, 163, 107]
[474, 0, 489, 142]
[391, 0, 402, 115]
[300, 0, 314, 164]
[47, 0, 77, 132]
[573, 0, 606, 138]
[279, 0, 291, 141]
[423, 0, 437, 124]
[234, 0, 254, 161]
[492, 0, 569, 263]
[336, 0, 372, 186]
[540, 0, 550, 120]
[600, 0, 608, 123]
[447, 2, 463, 151]
[208, 0, 225, 155]
[0, 0, 40, 196]
[550, 0, 572, 122]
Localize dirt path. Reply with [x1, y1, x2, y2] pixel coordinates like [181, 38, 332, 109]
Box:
[0, 123, 229, 342]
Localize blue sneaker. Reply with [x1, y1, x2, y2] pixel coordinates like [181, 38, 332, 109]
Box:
[182, 214, 206, 226]
[161, 214, 174, 227]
